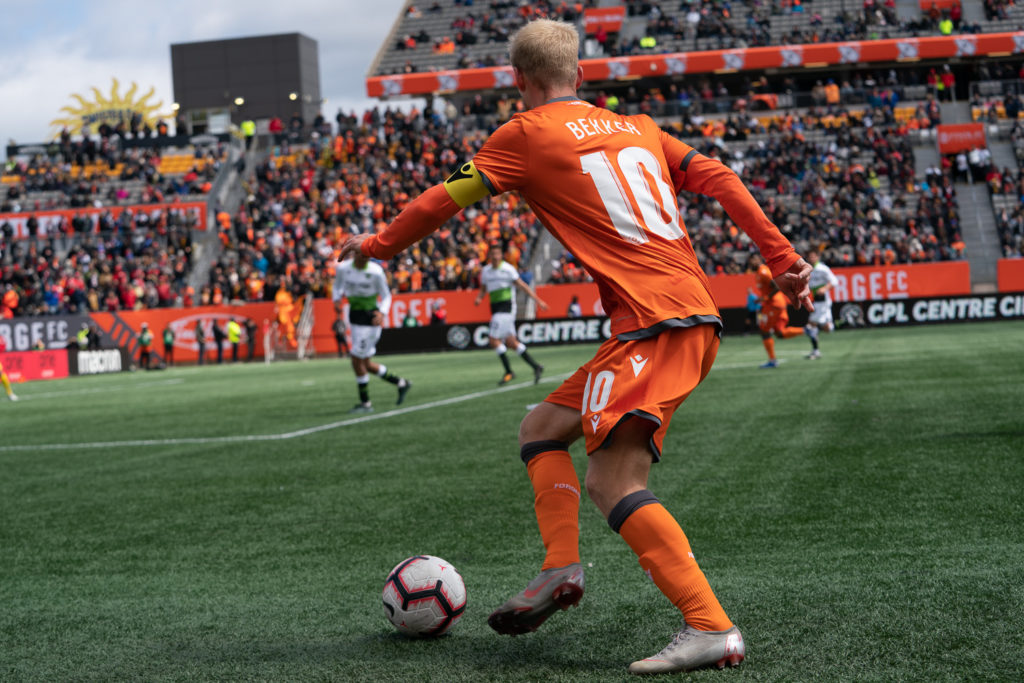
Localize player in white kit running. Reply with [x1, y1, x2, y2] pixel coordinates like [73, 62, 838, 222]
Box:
[333, 254, 411, 412]
[804, 250, 839, 359]
[476, 244, 549, 385]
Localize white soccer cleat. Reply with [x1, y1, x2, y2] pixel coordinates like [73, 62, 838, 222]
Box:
[806, 349, 822, 360]
[8, 393, 18, 402]
[628, 624, 745, 674]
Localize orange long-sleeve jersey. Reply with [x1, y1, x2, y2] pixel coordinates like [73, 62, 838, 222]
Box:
[362, 98, 798, 339]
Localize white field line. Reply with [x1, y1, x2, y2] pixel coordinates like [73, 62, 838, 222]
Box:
[0, 375, 570, 452]
[0, 359, 769, 453]
[12, 378, 185, 400]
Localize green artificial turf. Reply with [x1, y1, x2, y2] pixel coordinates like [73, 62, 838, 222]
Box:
[2, 322, 1023, 681]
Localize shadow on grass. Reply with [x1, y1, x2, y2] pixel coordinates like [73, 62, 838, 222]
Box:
[155, 627, 623, 678]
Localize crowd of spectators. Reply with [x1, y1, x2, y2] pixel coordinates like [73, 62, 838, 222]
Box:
[680, 107, 966, 273]
[0, 76, 1003, 318]
[995, 189, 1024, 258]
[983, 0, 1016, 21]
[0, 206, 198, 316]
[381, 0, 1002, 74]
[391, 0, 588, 72]
[550, 97, 962, 284]
[200, 103, 541, 309]
[1, 142, 222, 213]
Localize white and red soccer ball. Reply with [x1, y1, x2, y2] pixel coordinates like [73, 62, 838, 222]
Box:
[382, 555, 467, 637]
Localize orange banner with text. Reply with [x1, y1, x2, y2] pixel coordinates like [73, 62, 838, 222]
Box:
[997, 258, 1024, 292]
[936, 123, 986, 154]
[367, 31, 1024, 97]
[522, 261, 973, 313]
[583, 7, 626, 34]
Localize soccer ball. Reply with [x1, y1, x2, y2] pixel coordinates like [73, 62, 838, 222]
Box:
[382, 555, 467, 637]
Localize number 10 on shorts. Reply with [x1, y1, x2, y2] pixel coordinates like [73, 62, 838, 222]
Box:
[581, 370, 615, 415]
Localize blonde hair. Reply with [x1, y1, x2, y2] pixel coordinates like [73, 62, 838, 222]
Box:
[508, 19, 579, 91]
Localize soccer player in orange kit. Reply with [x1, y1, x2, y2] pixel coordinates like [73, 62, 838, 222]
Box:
[341, 19, 812, 674]
[750, 253, 808, 368]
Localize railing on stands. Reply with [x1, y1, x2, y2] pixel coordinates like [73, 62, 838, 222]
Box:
[970, 79, 1024, 100]
[187, 133, 255, 294]
[4, 133, 235, 160]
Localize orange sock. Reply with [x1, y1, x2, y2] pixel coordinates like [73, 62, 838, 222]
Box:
[522, 442, 580, 570]
[611, 491, 732, 632]
[761, 336, 776, 360]
[780, 326, 804, 339]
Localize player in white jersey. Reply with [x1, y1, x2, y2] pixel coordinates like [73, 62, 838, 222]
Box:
[333, 253, 411, 412]
[804, 250, 839, 359]
[475, 243, 549, 385]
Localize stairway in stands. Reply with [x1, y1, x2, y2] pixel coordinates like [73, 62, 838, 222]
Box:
[937, 100, 1002, 291]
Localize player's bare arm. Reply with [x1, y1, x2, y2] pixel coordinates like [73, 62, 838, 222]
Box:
[515, 279, 548, 311]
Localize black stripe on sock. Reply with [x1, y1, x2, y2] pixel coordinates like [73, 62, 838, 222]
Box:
[520, 440, 569, 465]
[607, 489, 660, 534]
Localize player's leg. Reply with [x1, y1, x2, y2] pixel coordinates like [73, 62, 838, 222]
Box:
[774, 304, 804, 341]
[589, 420, 734, 633]
[507, 332, 543, 384]
[1, 366, 17, 401]
[490, 314, 516, 385]
[365, 357, 411, 405]
[758, 309, 778, 368]
[582, 327, 743, 673]
[519, 401, 585, 570]
[488, 401, 584, 635]
[349, 355, 372, 412]
[804, 320, 821, 358]
[358, 325, 409, 404]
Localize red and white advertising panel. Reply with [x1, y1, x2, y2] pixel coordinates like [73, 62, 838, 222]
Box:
[0, 201, 207, 240]
[367, 32, 1024, 97]
[583, 7, 626, 35]
[90, 304, 275, 365]
[0, 349, 69, 382]
[936, 123, 986, 154]
[997, 258, 1024, 292]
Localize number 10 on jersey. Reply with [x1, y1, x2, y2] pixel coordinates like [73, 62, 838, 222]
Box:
[580, 146, 686, 245]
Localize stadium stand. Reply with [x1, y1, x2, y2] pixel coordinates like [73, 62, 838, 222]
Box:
[5, 1, 1024, 318]
[1, 134, 228, 315]
[201, 105, 541, 307]
[370, 0, 1015, 75]
[1, 146, 222, 213]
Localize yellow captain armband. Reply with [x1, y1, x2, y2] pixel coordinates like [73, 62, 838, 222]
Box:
[443, 161, 492, 208]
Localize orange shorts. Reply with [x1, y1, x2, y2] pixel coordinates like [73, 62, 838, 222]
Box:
[757, 293, 789, 334]
[545, 324, 720, 461]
